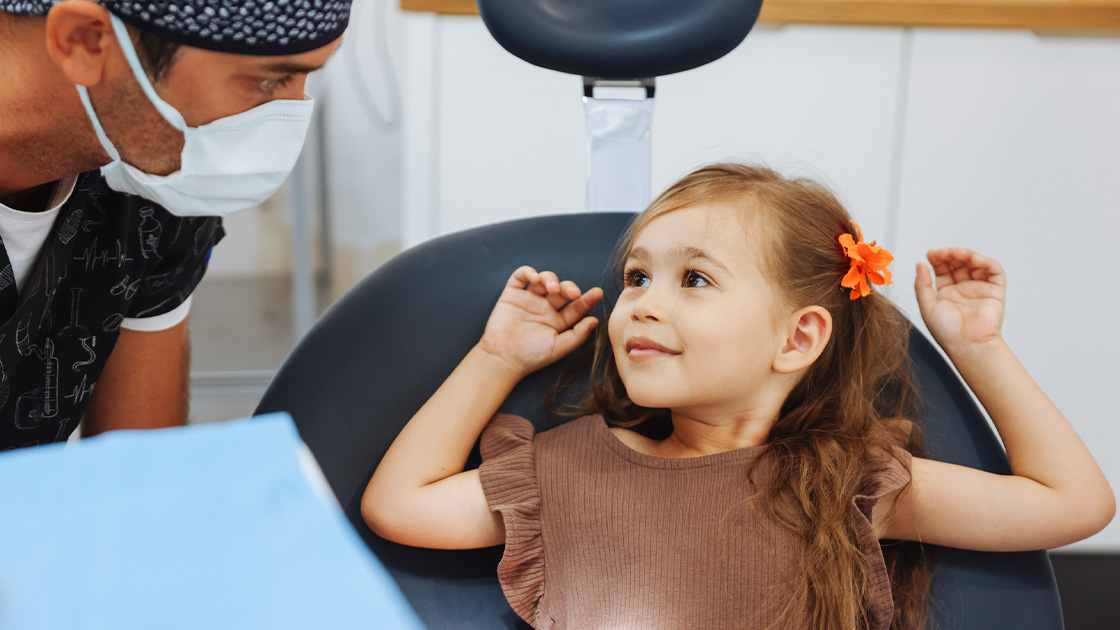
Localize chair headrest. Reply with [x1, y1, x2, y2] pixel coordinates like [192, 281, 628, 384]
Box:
[477, 0, 763, 79]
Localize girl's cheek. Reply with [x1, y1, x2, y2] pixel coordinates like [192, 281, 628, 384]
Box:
[607, 311, 630, 362]
[607, 303, 627, 337]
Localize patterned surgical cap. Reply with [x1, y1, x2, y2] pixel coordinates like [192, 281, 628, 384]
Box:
[1, 0, 350, 56]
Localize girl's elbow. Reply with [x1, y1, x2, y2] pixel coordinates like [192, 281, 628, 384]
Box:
[1085, 476, 1116, 534]
[1089, 489, 1116, 534]
[1061, 486, 1116, 545]
[362, 509, 396, 542]
[360, 490, 384, 535]
[361, 485, 408, 543]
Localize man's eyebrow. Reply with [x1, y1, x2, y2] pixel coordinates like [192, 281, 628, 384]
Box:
[258, 60, 329, 75]
[257, 42, 343, 75]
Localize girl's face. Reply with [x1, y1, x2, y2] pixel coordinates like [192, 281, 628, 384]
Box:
[608, 204, 791, 421]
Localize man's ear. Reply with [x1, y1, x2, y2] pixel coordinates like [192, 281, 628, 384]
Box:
[44, 1, 116, 87]
[773, 306, 832, 375]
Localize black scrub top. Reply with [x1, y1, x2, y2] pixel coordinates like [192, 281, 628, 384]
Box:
[0, 172, 224, 450]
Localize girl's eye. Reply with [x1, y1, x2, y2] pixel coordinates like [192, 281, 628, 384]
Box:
[683, 270, 710, 288]
[623, 268, 650, 288]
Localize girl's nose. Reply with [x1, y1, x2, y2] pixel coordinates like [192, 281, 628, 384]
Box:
[630, 285, 668, 322]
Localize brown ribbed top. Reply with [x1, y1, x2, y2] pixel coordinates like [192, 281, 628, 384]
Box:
[479, 414, 910, 630]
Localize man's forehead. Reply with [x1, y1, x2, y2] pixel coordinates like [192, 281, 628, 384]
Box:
[0, 0, 351, 56]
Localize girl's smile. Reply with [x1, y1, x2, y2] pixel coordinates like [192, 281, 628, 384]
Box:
[624, 335, 680, 361]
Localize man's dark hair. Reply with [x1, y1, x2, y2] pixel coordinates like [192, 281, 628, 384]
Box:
[135, 30, 182, 84]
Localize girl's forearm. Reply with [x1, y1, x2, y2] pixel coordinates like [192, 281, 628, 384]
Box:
[365, 345, 523, 502]
[362, 267, 600, 547]
[945, 337, 1114, 521]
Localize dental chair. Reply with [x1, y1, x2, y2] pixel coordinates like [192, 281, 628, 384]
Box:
[254, 214, 1063, 630]
[256, 2, 1063, 628]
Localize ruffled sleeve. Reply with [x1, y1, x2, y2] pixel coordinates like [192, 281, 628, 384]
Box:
[851, 420, 915, 630]
[478, 414, 544, 626]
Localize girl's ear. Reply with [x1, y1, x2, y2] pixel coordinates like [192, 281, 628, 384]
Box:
[45, 2, 115, 87]
[773, 306, 832, 375]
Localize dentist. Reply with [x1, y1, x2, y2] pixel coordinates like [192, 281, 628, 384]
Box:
[0, 0, 348, 449]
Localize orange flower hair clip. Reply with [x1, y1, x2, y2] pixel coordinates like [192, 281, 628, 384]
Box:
[838, 221, 893, 300]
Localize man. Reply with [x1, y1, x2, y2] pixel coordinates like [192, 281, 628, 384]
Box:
[0, 0, 348, 449]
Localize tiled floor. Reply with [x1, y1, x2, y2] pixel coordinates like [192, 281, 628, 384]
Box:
[188, 275, 313, 425]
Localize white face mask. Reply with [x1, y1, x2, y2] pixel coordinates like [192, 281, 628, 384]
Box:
[75, 14, 314, 217]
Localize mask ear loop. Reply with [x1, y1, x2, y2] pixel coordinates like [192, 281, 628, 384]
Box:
[75, 85, 122, 162]
[106, 14, 190, 135]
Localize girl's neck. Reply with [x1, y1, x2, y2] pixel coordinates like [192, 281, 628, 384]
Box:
[659, 411, 776, 457]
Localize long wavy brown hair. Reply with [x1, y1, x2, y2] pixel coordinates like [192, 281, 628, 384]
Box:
[558, 163, 931, 629]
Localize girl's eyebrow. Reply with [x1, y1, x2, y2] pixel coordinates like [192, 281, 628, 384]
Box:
[679, 246, 730, 272]
[626, 245, 730, 272]
[626, 246, 651, 263]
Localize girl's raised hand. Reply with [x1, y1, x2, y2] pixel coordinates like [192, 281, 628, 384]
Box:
[914, 247, 1006, 355]
[886, 248, 1114, 552]
[477, 266, 604, 377]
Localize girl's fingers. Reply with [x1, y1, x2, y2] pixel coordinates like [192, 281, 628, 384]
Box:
[508, 265, 539, 289]
[502, 272, 601, 332]
[926, 249, 957, 285]
[914, 262, 938, 314]
[559, 280, 582, 301]
[509, 268, 564, 298]
[545, 280, 587, 310]
[500, 283, 554, 316]
[538, 271, 561, 294]
[553, 316, 600, 357]
[967, 251, 1006, 288]
[506, 268, 602, 330]
[926, 248, 1005, 289]
[522, 270, 561, 299]
[559, 287, 604, 329]
[945, 248, 975, 285]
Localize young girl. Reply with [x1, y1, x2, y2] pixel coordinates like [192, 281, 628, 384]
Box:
[362, 164, 1114, 629]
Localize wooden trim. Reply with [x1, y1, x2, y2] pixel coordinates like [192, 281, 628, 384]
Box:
[401, 0, 479, 16]
[400, 0, 1120, 32]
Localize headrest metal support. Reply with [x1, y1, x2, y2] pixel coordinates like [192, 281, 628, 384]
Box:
[583, 77, 656, 100]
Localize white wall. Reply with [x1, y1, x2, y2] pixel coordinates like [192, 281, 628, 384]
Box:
[889, 29, 1120, 552]
[205, 191, 294, 278]
[259, 4, 1120, 550]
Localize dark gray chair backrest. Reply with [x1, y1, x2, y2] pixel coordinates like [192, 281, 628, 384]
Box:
[476, 0, 764, 79]
[255, 213, 1062, 629]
